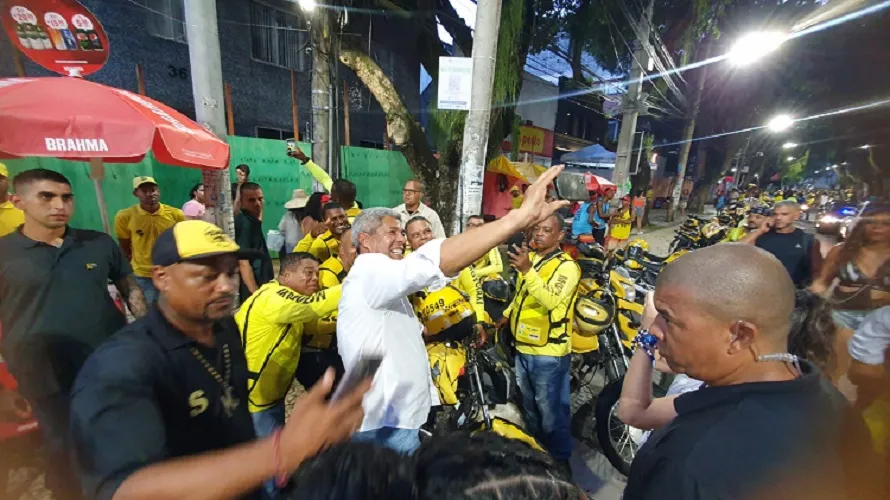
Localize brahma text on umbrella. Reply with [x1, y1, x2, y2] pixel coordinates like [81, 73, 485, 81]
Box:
[45, 137, 110, 152]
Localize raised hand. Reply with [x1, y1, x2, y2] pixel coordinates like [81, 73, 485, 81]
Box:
[513, 165, 570, 229]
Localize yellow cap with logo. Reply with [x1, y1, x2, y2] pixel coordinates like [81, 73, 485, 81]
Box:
[0, 162, 8, 178]
[133, 176, 157, 190]
[152, 220, 261, 266]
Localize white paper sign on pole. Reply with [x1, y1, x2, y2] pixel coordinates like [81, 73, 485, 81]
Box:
[437, 56, 473, 110]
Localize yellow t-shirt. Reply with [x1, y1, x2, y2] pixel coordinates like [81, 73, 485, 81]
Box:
[308, 230, 340, 262]
[114, 204, 185, 277]
[0, 200, 25, 237]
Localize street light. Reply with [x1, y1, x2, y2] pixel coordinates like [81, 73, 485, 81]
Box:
[782, 142, 798, 149]
[727, 31, 787, 66]
[859, 144, 871, 150]
[297, 0, 317, 12]
[786, 156, 795, 161]
[767, 114, 795, 132]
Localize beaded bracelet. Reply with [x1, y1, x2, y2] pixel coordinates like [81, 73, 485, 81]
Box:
[631, 329, 659, 365]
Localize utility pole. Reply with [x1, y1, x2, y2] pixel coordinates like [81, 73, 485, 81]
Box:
[612, 0, 653, 198]
[184, 0, 234, 239]
[455, 0, 502, 233]
[310, 10, 333, 180]
[667, 43, 710, 222]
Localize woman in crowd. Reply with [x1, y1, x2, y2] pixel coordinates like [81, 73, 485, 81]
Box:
[811, 202, 890, 377]
[632, 189, 647, 235]
[182, 183, 205, 220]
[618, 289, 840, 437]
[605, 195, 633, 251]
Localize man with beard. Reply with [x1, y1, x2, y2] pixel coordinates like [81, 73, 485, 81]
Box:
[235, 182, 274, 301]
[742, 200, 823, 287]
[115, 176, 185, 303]
[724, 205, 769, 242]
[293, 203, 350, 262]
[70, 221, 369, 500]
[624, 244, 879, 500]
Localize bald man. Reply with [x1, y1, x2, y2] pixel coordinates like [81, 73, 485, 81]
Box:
[623, 244, 880, 500]
[741, 200, 822, 287]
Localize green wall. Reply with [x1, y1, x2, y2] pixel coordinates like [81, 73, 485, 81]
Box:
[4, 137, 414, 238]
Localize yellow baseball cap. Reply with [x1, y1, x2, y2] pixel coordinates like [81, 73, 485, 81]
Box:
[0, 162, 8, 178]
[151, 220, 261, 266]
[510, 185, 520, 192]
[133, 176, 157, 190]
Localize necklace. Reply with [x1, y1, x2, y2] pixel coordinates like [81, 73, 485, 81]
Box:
[190, 344, 240, 418]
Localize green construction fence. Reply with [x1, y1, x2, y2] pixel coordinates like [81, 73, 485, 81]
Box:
[3, 137, 414, 240]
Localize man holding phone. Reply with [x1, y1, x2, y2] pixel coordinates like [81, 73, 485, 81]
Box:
[338, 167, 569, 454]
[742, 200, 822, 287]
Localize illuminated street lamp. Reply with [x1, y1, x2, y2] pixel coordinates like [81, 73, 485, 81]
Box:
[782, 142, 798, 149]
[859, 144, 871, 150]
[767, 114, 795, 133]
[297, 0, 317, 12]
[786, 156, 795, 162]
[727, 31, 787, 66]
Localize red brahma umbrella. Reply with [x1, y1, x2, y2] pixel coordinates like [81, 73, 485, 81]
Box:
[0, 77, 229, 231]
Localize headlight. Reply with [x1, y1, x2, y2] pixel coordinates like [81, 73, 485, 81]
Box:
[821, 215, 838, 223]
[800, 204, 809, 211]
[621, 282, 636, 302]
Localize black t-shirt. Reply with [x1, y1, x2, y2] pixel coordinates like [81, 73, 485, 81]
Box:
[234, 211, 274, 301]
[0, 227, 130, 398]
[70, 307, 258, 500]
[755, 228, 813, 287]
[624, 362, 880, 500]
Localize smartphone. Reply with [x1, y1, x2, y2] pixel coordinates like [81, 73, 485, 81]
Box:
[286, 138, 298, 153]
[331, 354, 383, 401]
[553, 169, 589, 202]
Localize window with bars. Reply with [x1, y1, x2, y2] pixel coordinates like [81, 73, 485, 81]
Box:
[249, 1, 309, 71]
[145, 0, 187, 43]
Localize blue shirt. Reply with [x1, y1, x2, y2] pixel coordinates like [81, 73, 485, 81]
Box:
[571, 202, 594, 236]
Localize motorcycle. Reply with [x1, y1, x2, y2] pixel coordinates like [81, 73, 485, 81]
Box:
[425, 333, 543, 452]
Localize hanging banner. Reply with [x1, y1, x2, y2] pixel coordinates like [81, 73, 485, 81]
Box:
[437, 57, 473, 111]
[2, 0, 109, 76]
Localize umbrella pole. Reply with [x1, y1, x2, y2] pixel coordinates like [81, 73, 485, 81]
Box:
[89, 158, 111, 234]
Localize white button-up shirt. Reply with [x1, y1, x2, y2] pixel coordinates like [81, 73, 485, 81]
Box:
[394, 203, 447, 239]
[338, 239, 449, 432]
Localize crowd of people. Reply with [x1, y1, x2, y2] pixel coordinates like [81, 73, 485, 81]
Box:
[0, 155, 888, 500]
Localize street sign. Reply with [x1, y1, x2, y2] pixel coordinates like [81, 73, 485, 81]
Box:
[437, 56, 473, 111]
[2, 0, 109, 76]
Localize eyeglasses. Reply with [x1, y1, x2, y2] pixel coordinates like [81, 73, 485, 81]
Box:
[403, 189, 422, 195]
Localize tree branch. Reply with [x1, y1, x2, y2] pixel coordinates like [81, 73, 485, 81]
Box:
[435, 0, 474, 56]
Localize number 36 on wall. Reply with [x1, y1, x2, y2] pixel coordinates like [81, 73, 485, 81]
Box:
[168, 65, 188, 79]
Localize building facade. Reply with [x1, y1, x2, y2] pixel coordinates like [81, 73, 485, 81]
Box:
[0, 0, 421, 147]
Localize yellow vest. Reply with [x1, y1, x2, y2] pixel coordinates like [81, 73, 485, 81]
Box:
[509, 250, 580, 357]
[235, 281, 341, 412]
[302, 256, 346, 349]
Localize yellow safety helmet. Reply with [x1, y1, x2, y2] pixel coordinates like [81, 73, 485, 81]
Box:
[481, 276, 511, 303]
[415, 286, 476, 338]
[578, 277, 600, 295]
[574, 291, 615, 337]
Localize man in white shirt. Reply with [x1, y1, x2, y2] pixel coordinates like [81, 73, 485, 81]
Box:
[393, 179, 446, 238]
[339, 166, 567, 453]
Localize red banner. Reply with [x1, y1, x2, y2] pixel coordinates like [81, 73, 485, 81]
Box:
[2, 0, 109, 76]
[517, 125, 554, 158]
